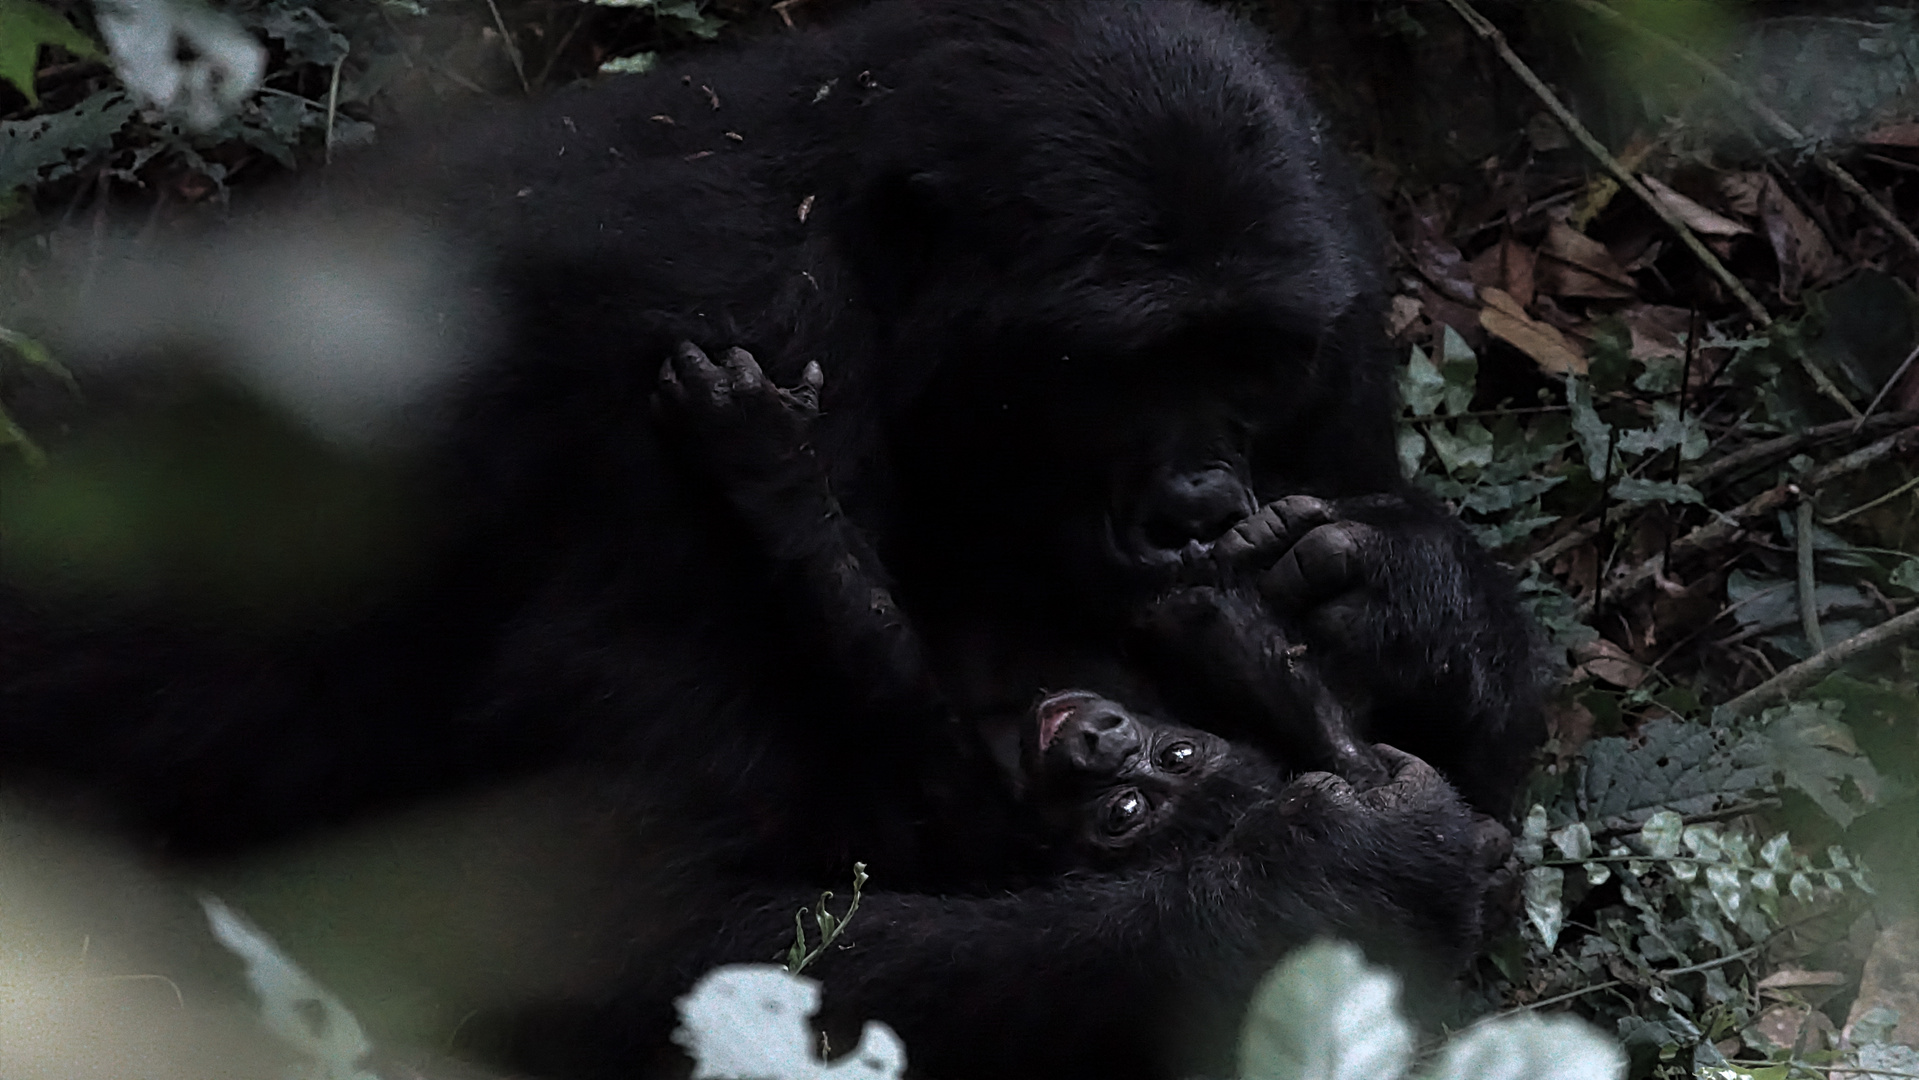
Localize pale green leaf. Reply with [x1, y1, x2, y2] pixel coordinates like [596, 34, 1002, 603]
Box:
[1565, 375, 1612, 481]
[1421, 1014, 1625, 1080]
[1239, 940, 1414, 1080]
[1523, 867, 1565, 949]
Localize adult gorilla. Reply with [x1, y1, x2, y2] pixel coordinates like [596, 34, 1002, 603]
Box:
[0, 0, 1534, 1076]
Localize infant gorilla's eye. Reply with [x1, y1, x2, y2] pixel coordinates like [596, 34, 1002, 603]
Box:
[1156, 741, 1197, 771]
[1101, 788, 1147, 836]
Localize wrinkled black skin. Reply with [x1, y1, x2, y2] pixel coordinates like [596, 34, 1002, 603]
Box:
[0, 2, 1527, 1077]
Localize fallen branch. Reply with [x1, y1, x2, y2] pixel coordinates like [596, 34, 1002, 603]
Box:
[1682, 411, 1919, 490]
[1717, 605, 1919, 721]
[1441, 0, 1860, 418]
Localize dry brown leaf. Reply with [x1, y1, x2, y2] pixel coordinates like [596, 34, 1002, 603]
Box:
[1480, 287, 1587, 375]
[1751, 1004, 1837, 1054]
[1545, 698, 1596, 761]
[1467, 236, 1536, 310]
[1759, 173, 1840, 299]
[1844, 917, 1919, 1049]
[1864, 121, 1919, 148]
[1387, 294, 1424, 340]
[1640, 174, 1750, 237]
[1571, 638, 1648, 690]
[1717, 171, 1766, 218]
[1538, 221, 1636, 300]
[1620, 304, 1693, 363]
[1758, 969, 1850, 992]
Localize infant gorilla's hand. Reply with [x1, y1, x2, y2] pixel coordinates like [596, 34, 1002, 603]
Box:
[1259, 745, 1498, 954]
[656, 342, 824, 486]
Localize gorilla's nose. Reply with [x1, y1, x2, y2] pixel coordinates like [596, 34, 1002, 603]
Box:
[1138, 466, 1255, 550]
[1061, 705, 1142, 772]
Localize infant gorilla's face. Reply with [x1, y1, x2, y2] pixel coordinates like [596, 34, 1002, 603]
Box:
[1018, 690, 1263, 863]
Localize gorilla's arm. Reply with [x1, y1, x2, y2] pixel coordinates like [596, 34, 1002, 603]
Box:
[520, 749, 1491, 1080]
[656, 343, 948, 730]
[1219, 493, 1544, 814]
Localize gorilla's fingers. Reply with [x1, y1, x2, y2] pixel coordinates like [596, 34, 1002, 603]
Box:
[719, 347, 768, 392]
[1259, 520, 1373, 611]
[1216, 495, 1334, 565]
[671, 340, 730, 403]
[657, 357, 685, 401]
[785, 360, 825, 413]
[1357, 744, 1451, 812]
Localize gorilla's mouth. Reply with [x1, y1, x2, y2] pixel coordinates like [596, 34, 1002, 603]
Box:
[1035, 690, 1099, 753]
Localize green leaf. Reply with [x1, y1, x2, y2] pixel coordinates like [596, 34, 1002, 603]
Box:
[1760, 701, 1888, 827]
[1400, 345, 1445, 417]
[1608, 477, 1704, 507]
[1438, 326, 1478, 415]
[1891, 557, 1919, 594]
[1239, 940, 1414, 1080]
[1551, 822, 1593, 861]
[0, 88, 135, 194]
[1565, 375, 1612, 481]
[1425, 417, 1495, 475]
[1640, 811, 1683, 858]
[1579, 720, 1773, 826]
[1614, 400, 1709, 461]
[0, 0, 101, 105]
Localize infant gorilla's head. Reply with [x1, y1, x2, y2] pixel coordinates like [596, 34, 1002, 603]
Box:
[1012, 690, 1285, 868]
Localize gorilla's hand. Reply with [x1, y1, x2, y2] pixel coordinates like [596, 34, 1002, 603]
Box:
[657, 342, 823, 481]
[1212, 493, 1543, 815]
[656, 343, 829, 531]
[1254, 745, 1497, 958]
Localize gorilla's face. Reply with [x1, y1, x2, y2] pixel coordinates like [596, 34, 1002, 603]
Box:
[1013, 690, 1276, 865]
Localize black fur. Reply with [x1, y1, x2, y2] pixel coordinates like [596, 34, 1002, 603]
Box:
[0, 2, 1537, 1076]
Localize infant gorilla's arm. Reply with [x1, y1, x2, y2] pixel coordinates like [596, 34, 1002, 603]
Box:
[527, 745, 1493, 1080]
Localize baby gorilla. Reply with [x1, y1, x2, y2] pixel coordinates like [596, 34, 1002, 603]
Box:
[1012, 690, 1272, 868]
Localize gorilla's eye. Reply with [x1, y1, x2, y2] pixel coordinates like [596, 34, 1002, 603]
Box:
[1101, 788, 1147, 836]
[1156, 741, 1197, 771]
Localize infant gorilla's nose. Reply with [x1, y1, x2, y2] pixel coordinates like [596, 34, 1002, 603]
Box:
[1058, 701, 1142, 772]
[1138, 466, 1255, 550]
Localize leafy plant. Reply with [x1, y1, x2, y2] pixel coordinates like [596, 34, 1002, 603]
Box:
[782, 861, 867, 976]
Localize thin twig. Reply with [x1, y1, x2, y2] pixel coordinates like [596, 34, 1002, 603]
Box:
[1859, 341, 1919, 427]
[1568, 0, 1919, 265]
[1718, 604, 1919, 721]
[1795, 501, 1824, 652]
[323, 52, 345, 165]
[1444, 0, 1860, 418]
[1502, 979, 1625, 1016]
[1683, 411, 1919, 490]
[1406, 405, 1570, 424]
[485, 0, 531, 95]
[1824, 471, 1919, 525]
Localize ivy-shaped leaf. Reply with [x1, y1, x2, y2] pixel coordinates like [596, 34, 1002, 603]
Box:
[1565, 374, 1612, 481]
[1239, 941, 1415, 1080]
